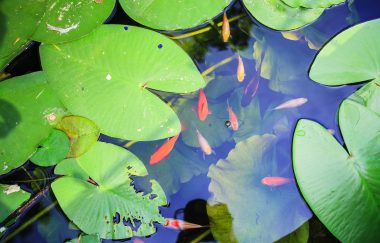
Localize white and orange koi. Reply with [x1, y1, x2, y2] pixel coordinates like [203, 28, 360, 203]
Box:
[273, 98, 308, 110]
[261, 176, 293, 187]
[196, 128, 213, 156]
[227, 100, 238, 131]
[222, 11, 230, 42]
[237, 55, 245, 82]
[164, 218, 205, 231]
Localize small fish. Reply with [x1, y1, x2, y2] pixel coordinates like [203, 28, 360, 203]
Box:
[196, 128, 213, 156]
[273, 98, 308, 110]
[164, 218, 204, 231]
[149, 134, 180, 165]
[227, 100, 238, 131]
[222, 11, 230, 42]
[237, 55, 245, 82]
[261, 177, 293, 186]
[132, 238, 144, 243]
[197, 89, 209, 121]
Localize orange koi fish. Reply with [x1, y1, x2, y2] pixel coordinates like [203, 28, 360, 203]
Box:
[196, 128, 213, 156]
[222, 11, 230, 42]
[227, 100, 238, 131]
[237, 55, 245, 82]
[132, 239, 144, 243]
[149, 134, 180, 165]
[261, 177, 293, 186]
[197, 89, 209, 121]
[273, 98, 308, 110]
[164, 218, 205, 231]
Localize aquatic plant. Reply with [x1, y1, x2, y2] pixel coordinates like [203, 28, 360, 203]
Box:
[293, 19, 380, 242]
[0, 184, 30, 222]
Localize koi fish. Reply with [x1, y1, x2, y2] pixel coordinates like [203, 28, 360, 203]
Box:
[164, 218, 204, 231]
[237, 55, 245, 82]
[196, 128, 213, 156]
[261, 177, 293, 186]
[149, 134, 180, 165]
[222, 11, 230, 42]
[227, 100, 238, 131]
[273, 98, 308, 110]
[132, 238, 144, 243]
[197, 89, 209, 121]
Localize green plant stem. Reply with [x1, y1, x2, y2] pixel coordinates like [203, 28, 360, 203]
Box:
[190, 229, 211, 243]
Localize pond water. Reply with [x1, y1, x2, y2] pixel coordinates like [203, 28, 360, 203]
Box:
[1, 0, 379, 242]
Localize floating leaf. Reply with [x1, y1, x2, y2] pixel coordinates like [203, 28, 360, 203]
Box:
[0, 72, 65, 175]
[52, 142, 167, 239]
[119, 0, 232, 30]
[242, 0, 324, 30]
[67, 234, 100, 243]
[275, 221, 309, 243]
[31, 0, 116, 44]
[310, 19, 380, 86]
[281, 0, 344, 8]
[56, 116, 100, 158]
[30, 129, 70, 166]
[40, 25, 204, 141]
[208, 134, 311, 242]
[0, 0, 45, 58]
[292, 84, 380, 242]
[206, 204, 238, 243]
[0, 184, 30, 222]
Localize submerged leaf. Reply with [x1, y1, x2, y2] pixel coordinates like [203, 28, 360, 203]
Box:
[40, 25, 204, 141]
[206, 204, 238, 243]
[0, 184, 30, 222]
[119, 0, 232, 30]
[0, 72, 65, 175]
[30, 129, 70, 166]
[275, 221, 309, 243]
[52, 142, 167, 239]
[208, 134, 311, 242]
[292, 83, 380, 242]
[56, 116, 100, 158]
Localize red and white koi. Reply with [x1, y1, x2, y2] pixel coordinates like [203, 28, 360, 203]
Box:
[149, 134, 180, 165]
[164, 218, 204, 231]
[196, 128, 213, 156]
[273, 98, 308, 110]
[227, 100, 238, 131]
[222, 11, 230, 42]
[261, 177, 293, 187]
[237, 55, 245, 82]
[197, 89, 209, 121]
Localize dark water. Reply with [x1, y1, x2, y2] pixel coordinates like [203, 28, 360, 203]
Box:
[1, 0, 379, 242]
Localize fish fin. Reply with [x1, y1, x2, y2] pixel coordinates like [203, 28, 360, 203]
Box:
[208, 109, 212, 115]
[212, 150, 216, 155]
[202, 152, 205, 160]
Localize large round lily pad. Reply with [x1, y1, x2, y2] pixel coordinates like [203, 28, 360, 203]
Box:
[52, 142, 167, 239]
[31, 0, 116, 44]
[0, 184, 30, 222]
[310, 19, 380, 86]
[119, 0, 232, 30]
[40, 25, 204, 141]
[282, 0, 344, 8]
[208, 134, 311, 242]
[242, 0, 324, 30]
[292, 86, 380, 242]
[0, 72, 65, 175]
[0, 0, 45, 58]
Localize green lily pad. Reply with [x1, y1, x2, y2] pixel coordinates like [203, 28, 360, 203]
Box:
[0, 0, 45, 58]
[40, 25, 204, 141]
[119, 0, 232, 30]
[206, 204, 238, 243]
[52, 142, 167, 239]
[30, 129, 70, 166]
[0, 72, 65, 175]
[0, 184, 30, 222]
[292, 88, 380, 242]
[208, 134, 311, 242]
[31, 0, 116, 44]
[275, 221, 309, 243]
[242, 0, 324, 30]
[56, 116, 100, 158]
[281, 0, 344, 8]
[310, 19, 380, 86]
[67, 234, 100, 243]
